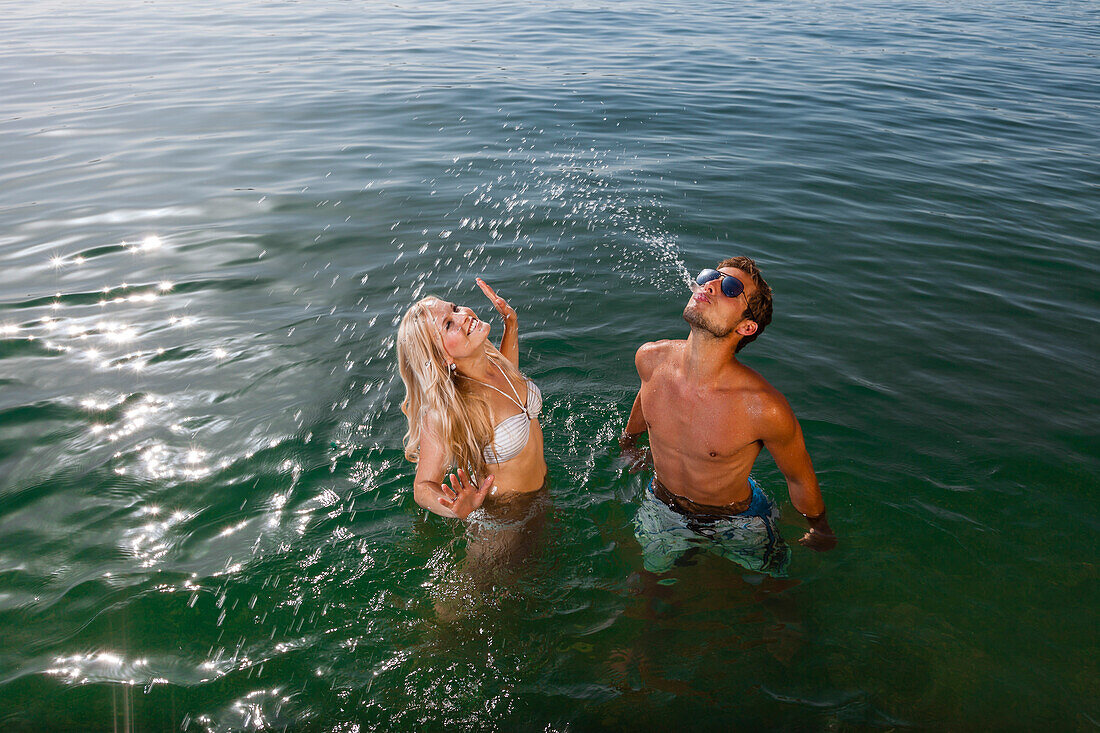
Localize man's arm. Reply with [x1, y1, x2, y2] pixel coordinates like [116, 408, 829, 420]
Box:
[621, 343, 660, 448]
[758, 395, 836, 551]
[619, 344, 658, 472]
[620, 391, 647, 448]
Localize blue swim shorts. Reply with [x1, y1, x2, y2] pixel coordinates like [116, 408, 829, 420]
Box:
[633, 477, 790, 576]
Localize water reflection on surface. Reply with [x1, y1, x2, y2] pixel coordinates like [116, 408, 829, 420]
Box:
[1, 0, 1098, 728]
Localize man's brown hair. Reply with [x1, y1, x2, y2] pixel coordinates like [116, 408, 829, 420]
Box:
[717, 256, 772, 353]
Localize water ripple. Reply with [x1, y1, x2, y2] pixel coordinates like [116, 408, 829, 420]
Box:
[1, 0, 1098, 729]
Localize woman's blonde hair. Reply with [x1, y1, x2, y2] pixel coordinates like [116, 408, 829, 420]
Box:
[397, 296, 525, 481]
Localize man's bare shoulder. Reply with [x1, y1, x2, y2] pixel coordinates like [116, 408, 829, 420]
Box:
[731, 365, 799, 437]
[635, 339, 683, 379]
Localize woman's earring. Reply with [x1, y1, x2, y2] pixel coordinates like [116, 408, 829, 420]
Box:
[448, 362, 457, 373]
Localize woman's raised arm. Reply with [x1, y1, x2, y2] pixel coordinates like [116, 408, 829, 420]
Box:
[477, 278, 519, 367]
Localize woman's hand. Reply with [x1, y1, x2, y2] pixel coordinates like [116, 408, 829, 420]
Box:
[476, 278, 517, 326]
[477, 278, 520, 365]
[438, 468, 493, 520]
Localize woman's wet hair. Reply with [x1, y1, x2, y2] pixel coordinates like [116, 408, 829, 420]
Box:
[396, 296, 524, 480]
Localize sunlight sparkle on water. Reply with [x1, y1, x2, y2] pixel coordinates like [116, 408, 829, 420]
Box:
[45, 650, 128, 685]
[218, 520, 248, 538]
[104, 324, 137, 343]
[80, 395, 124, 411]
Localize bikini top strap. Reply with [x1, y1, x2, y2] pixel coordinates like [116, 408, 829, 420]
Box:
[492, 359, 526, 408]
[462, 361, 528, 415]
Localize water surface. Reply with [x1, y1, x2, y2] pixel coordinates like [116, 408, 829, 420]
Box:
[1, 0, 1098, 730]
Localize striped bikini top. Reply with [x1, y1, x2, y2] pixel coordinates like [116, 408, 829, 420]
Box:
[465, 362, 542, 464]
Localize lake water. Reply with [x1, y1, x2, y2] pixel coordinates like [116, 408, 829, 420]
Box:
[1, 0, 1098, 730]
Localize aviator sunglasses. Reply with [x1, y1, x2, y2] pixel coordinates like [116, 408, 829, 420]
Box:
[693, 268, 747, 299]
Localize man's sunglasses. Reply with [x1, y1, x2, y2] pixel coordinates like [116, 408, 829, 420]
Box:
[694, 269, 746, 299]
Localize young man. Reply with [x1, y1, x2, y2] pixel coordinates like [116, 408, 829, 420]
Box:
[621, 256, 836, 575]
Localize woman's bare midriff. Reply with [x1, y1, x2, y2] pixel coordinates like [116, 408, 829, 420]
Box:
[485, 420, 546, 497]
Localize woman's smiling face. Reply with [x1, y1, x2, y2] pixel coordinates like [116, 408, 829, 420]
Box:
[425, 298, 490, 360]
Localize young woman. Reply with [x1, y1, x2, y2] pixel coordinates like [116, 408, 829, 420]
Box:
[397, 279, 547, 522]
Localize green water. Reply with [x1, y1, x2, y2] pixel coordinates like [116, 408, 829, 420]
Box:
[1, 0, 1098, 730]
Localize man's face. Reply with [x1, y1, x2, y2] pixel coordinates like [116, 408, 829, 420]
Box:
[682, 267, 755, 338]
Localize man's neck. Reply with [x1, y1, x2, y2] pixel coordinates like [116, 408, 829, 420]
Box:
[684, 329, 739, 382]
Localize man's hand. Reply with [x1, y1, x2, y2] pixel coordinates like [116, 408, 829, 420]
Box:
[438, 469, 493, 520]
[618, 433, 652, 474]
[797, 511, 837, 552]
[798, 528, 837, 552]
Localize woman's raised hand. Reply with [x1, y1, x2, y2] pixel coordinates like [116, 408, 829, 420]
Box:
[438, 468, 493, 520]
[476, 278, 517, 325]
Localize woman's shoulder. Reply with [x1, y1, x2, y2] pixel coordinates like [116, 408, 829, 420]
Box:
[417, 407, 446, 435]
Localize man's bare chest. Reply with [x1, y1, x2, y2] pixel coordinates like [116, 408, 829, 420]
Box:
[642, 377, 759, 458]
